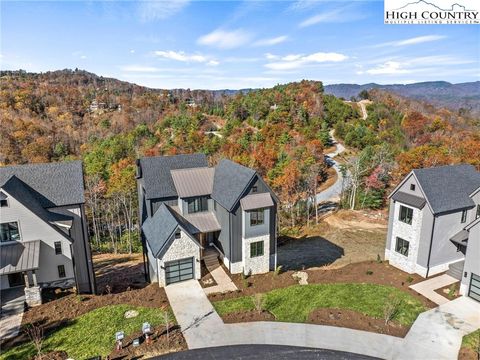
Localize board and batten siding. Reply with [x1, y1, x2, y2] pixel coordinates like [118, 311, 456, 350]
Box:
[0, 194, 74, 290]
[461, 222, 480, 295]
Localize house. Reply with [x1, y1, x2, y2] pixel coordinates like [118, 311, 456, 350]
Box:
[385, 164, 480, 301]
[136, 154, 278, 286]
[0, 161, 96, 305]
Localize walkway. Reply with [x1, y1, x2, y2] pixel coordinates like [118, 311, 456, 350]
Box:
[203, 266, 238, 295]
[391, 296, 480, 360]
[409, 274, 458, 305]
[0, 287, 25, 340]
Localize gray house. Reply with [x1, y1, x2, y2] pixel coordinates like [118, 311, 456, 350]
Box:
[385, 164, 480, 301]
[136, 154, 278, 286]
[0, 161, 96, 304]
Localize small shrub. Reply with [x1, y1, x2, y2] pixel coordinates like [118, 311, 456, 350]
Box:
[376, 254, 382, 263]
[448, 284, 457, 298]
[406, 276, 414, 284]
[383, 294, 403, 326]
[274, 265, 283, 276]
[252, 293, 265, 314]
[76, 295, 86, 302]
[366, 270, 373, 275]
[242, 278, 250, 289]
[25, 322, 44, 358]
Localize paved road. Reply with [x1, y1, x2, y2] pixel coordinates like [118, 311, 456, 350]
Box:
[157, 345, 380, 359]
[0, 287, 25, 340]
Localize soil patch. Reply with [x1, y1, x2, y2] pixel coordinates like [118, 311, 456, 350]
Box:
[307, 308, 408, 337]
[458, 347, 478, 360]
[434, 281, 460, 301]
[222, 310, 275, 323]
[209, 261, 436, 309]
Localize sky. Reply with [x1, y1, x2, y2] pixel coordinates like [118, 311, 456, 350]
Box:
[1, 0, 479, 89]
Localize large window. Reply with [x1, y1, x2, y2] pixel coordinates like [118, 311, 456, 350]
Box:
[0, 222, 20, 242]
[187, 197, 208, 214]
[250, 209, 265, 226]
[395, 237, 409, 256]
[250, 241, 264, 258]
[399, 205, 413, 225]
[461, 209, 468, 223]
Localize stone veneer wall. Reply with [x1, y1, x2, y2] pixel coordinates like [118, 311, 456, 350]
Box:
[25, 286, 42, 307]
[388, 202, 423, 274]
[242, 234, 270, 275]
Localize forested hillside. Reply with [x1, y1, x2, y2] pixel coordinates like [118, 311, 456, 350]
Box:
[1, 69, 478, 253]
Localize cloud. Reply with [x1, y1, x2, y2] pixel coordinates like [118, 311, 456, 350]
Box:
[197, 29, 252, 49]
[363, 61, 411, 75]
[253, 35, 288, 47]
[299, 5, 365, 27]
[138, 0, 190, 21]
[288, 0, 320, 11]
[375, 35, 447, 47]
[265, 51, 348, 70]
[153, 50, 218, 65]
[130, 50, 135, 54]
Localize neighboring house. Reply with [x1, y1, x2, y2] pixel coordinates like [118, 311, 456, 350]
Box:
[0, 161, 96, 304]
[136, 154, 278, 286]
[385, 164, 480, 301]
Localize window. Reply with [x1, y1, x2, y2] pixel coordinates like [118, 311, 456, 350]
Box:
[175, 229, 181, 239]
[0, 222, 20, 242]
[250, 241, 264, 258]
[0, 199, 7, 207]
[54, 241, 62, 255]
[395, 237, 409, 256]
[461, 209, 467, 223]
[57, 265, 66, 278]
[410, 184, 415, 191]
[399, 205, 413, 225]
[187, 197, 208, 214]
[476, 205, 480, 219]
[250, 209, 265, 226]
[252, 186, 258, 193]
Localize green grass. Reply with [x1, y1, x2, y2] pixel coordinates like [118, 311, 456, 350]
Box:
[0, 305, 174, 360]
[463, 329, 480, 352]
[213, 283, 426, 326]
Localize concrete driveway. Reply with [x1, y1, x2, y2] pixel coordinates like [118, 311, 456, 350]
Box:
[0, 287, 25, 340]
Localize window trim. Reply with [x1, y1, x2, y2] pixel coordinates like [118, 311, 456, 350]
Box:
[395, 237, 409, 257]
[0, 199, 8, 207]
[250, 208, 265, 226]
[461, 209, 468, 223]
[410, 184, 415, 191]
[187, 196, 208, 214]
[399, 205, 413, 225]
[250, 241, 264, 258]
[0, 221, 21, 243]
[252, 186, 258, 193]
[54, 241, 62, 255]
[57, 265, 66, 278]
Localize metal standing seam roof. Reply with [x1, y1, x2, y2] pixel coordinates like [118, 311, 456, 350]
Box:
[181, 212, 221, 233]
[240, 192, 274, 211]
[412, 164, 480, 214]
[0, 161, 85, 207]
[391, 191, 426, 209]
[139, 154, 208, 200]
[0, 240, 41, 275]
[170, 167, 215, 198]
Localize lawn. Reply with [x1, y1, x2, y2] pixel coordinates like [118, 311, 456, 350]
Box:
[213, 283, 426, 326]
[0, 305, 174, 360]
[463, 329, 480, 353]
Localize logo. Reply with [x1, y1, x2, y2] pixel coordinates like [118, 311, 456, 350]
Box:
[384, 0, 479, 24]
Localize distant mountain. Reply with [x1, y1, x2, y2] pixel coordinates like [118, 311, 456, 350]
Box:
[324, 81, 480, 114]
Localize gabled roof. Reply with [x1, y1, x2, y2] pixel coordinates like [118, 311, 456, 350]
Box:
[139, 154, 208, 200]
[0, 161, 85, 207]
[1, 176, 73, 242]
[411, 165, 480, 214]
[170, 167, 214, 198]
[211, 159, 256, 211]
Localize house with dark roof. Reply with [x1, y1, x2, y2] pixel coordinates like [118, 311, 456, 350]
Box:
[136, 154, 278, 286]
[0, 161, 96, 305]
[385, 164, 480, 301]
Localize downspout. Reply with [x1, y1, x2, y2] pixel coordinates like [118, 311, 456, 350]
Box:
[80, 204, 96, 294]
[425, 215, 437, 278]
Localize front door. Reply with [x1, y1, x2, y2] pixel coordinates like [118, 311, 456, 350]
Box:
[468, 273, 480, 302]
[165, 257, 194, 285]
[8, 272, 25, 288]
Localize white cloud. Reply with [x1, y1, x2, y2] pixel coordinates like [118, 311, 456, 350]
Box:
[265, 53, 279, 60]
[364, 61, 411, 75]
[375, 35, 447, 48]
[299, 5, 365, 27]
[288, 0, 319, 11]
[138, 0, 190, 21]
[253, 35, 288, 47]
[153, 50, 218, 65]
[265, 51, 348, 70]
[197, 29, 252, 49]
[130, 50, 135, 54]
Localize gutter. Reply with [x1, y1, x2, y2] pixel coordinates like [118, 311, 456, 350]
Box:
[425, 215, 437, 278]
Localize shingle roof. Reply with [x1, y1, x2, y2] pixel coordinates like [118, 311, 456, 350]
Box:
[212, 159, 256, 211]
[413, 165, 480, 214]
[0, 240, 40, 275]
[240, 192, 274, 211]
[139, 154, 208, 200]
[142, 203, 179, 257]
[391, 191, 426, 209]
[0, 161, 85, 207]
[170, 167, 214, 198]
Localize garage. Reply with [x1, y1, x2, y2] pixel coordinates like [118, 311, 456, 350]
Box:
[469, 273, 480, 302]
[165, 257, 194, 285]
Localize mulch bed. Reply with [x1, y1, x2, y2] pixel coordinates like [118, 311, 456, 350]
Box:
[209, 260, 436, 309]
[307, 308, 409, 337]
[434, 281, 460, 301]
[458, 347, 478, 360]
[222, 310, 275, 323]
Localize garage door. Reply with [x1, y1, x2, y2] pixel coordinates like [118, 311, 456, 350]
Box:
[469, 273, 480, 302]
[165, 257, 194, 285]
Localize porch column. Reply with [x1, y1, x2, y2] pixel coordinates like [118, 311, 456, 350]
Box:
[32, 270, 38, 287]
[23, 272, 30, 288]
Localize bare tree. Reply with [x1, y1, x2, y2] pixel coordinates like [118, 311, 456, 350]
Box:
[25, 323, 44, 358]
